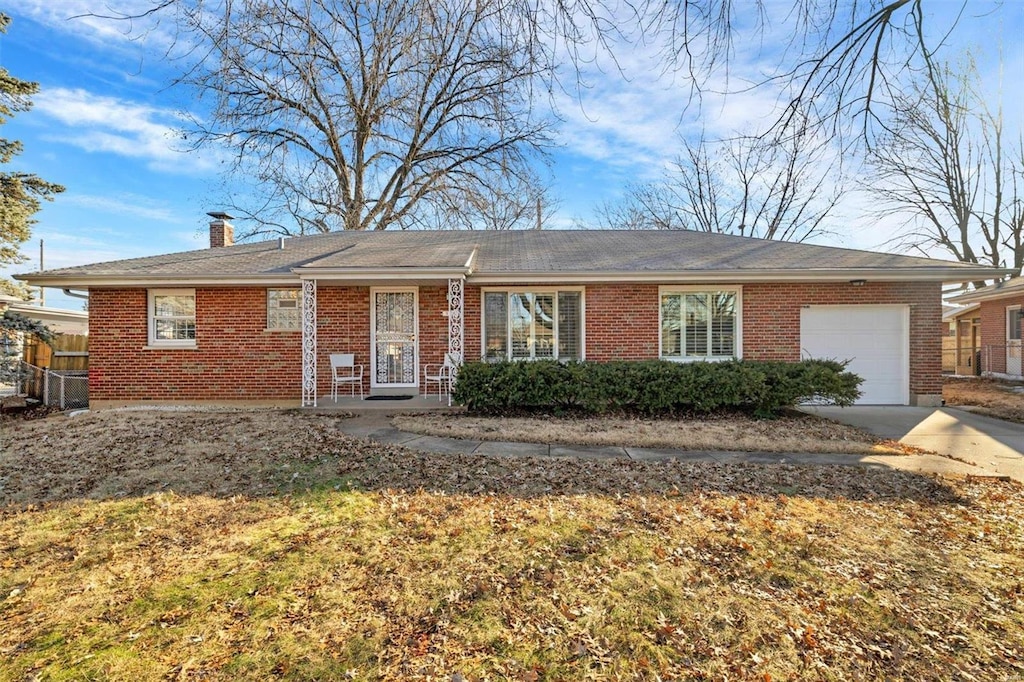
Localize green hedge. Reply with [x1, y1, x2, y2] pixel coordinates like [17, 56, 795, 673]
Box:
[452, 359, 862, 417]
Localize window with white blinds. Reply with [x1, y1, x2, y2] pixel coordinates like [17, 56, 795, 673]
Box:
[660, 288, 740, 360]
[482, 288, 584, 361]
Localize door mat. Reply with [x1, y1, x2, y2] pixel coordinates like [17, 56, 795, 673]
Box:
[364, 395, 416, 401]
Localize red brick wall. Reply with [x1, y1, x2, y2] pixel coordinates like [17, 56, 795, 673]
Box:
[466, 281, 941, 399]
[316, 286, 370, 397]
[978, 294, 1024, 374]
[742, 281, 942, 398]
[89, 288, 302, 402]
[90, 281, 942, 403]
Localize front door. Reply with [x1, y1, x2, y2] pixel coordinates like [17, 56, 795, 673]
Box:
[371, 289, 418, 388]
[1008, 305, 1023, 377]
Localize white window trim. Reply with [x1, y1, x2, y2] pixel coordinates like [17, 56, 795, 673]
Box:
[1008, 305, 1023, 342]
[658, 285, 743, 362]
[148, 288, 197, 348]
[267, 287, 301, 331]
[480, 286, 586, 361]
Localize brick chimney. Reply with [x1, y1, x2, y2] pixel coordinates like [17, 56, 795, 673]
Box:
[207, 211, 235, 248]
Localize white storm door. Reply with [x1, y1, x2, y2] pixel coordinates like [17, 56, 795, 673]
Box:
[371, 289, 419, 388]
[1007, 306, 1022, 376]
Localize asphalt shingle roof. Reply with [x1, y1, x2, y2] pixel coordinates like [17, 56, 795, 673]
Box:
[21, 229, 999, 280]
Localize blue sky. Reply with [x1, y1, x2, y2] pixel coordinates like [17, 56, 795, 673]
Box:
[2, 1, 1022, 311]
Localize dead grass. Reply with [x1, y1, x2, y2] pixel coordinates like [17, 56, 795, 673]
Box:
[2, 410, 1023, 681]
[944, 376, 1024, 423]
[393, 412, 910, 454]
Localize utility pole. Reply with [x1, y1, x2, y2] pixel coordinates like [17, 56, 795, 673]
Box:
[39, 239, 45, 306]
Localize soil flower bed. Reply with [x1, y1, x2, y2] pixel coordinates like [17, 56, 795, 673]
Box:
[944, 377, 1024, 424]
[1, 409, 1022, 680]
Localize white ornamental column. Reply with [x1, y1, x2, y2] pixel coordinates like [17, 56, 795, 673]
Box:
[446, 277, 464, 406]
[447, 277, 464, 363]
[301, 279, 318, 407]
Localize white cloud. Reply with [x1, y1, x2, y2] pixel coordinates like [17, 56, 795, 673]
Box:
[13, 1, 178, 53]
[31, 87, 213, 173]
[62, 193, 181, 223]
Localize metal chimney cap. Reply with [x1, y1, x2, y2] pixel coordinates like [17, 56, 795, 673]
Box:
[206, 211, 235, 220]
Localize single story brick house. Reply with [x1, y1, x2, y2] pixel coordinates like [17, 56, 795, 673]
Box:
[18, 216, 1007, 407]
[948, 278, 1024, 378]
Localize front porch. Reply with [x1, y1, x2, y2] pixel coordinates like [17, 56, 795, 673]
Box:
[307, 394, 465, 413]
[299, 276, 466, 408]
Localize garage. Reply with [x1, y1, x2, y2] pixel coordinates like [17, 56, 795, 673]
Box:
[800, 305, 909, 405]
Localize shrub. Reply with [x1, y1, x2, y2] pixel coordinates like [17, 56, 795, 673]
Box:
[452, 359, 862, 417]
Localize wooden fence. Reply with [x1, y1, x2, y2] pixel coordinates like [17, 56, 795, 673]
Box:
[23, 334, 89, 371]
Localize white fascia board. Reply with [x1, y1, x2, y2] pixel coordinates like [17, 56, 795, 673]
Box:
[16, 274, 299, 288]
[294, 267, 470, 280]
[8, 303, 89, 319]
[466, 267, 1012, 285]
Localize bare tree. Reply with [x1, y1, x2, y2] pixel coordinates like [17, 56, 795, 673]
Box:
[867, 54, 1024, 280]
[422, 167, 559, 231]
[596, 124, 842, 242]
[151, 0, 552, 236]
[97, 1, 984, 178]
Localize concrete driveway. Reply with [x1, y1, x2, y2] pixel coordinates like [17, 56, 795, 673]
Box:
[804, 406, 1024, 482]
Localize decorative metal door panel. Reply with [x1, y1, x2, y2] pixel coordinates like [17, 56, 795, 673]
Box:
[372, 290, 418, 386]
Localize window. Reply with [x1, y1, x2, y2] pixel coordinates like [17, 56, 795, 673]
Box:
[482, 289, 583, 361]
[148, 289, 196, 347]
[268, 288, 300, 330]
[1009, 306, 1023, 342]
[660, 287, 740, 360]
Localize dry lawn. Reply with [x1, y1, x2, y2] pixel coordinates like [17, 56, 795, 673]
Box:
[394, 412, 910, 454]
[944, 377, 1024, 423]
[1, 409, 1023, 681]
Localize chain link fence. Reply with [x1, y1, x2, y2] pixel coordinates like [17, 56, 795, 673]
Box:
[945, 346, 1024, 379]
[44, 369, 89, 409]
[3, 361, 89, 409]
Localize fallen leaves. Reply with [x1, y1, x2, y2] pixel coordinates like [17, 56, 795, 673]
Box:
[0, 410, 1022, 680]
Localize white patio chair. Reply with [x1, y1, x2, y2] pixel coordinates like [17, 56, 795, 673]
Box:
[423, 352, 459, 402]
[330, 353, 364, 400]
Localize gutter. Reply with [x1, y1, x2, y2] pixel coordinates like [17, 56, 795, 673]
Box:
[17, 266, 1012, 288]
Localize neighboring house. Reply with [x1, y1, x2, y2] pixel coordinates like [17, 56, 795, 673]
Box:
[942, 304, 981, 375]
[17, 215, 1007, 408]
[949, 278, 1024, 379]
[0, 298, 89, 336]
[942, 303, 983, 374]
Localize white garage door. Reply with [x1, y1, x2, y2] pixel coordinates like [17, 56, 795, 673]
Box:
[800, 305, 909, 405]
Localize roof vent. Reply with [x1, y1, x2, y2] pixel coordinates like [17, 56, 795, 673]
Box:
[207, 211, 235, 248]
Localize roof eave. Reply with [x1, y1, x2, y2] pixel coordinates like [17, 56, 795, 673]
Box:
[949, 284, 1024, 304]
[17, 265, 1009, 288]
[468, 267, 1011, 284]
[15, 273, 300, 287]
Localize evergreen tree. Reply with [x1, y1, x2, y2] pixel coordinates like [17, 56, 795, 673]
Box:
[0, 13, 64, 298]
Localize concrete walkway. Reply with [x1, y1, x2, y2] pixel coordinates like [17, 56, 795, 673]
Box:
[803, 406, 1024, 483]
[337, 412, 1002, 480]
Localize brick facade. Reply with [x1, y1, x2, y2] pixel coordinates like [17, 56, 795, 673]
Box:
[89, 280, 943, 405]
[977, 294, 1024, 374]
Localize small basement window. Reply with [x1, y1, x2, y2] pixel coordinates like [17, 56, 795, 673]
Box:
[148, 289, 196, 347]
[268, 288, 300, 330]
